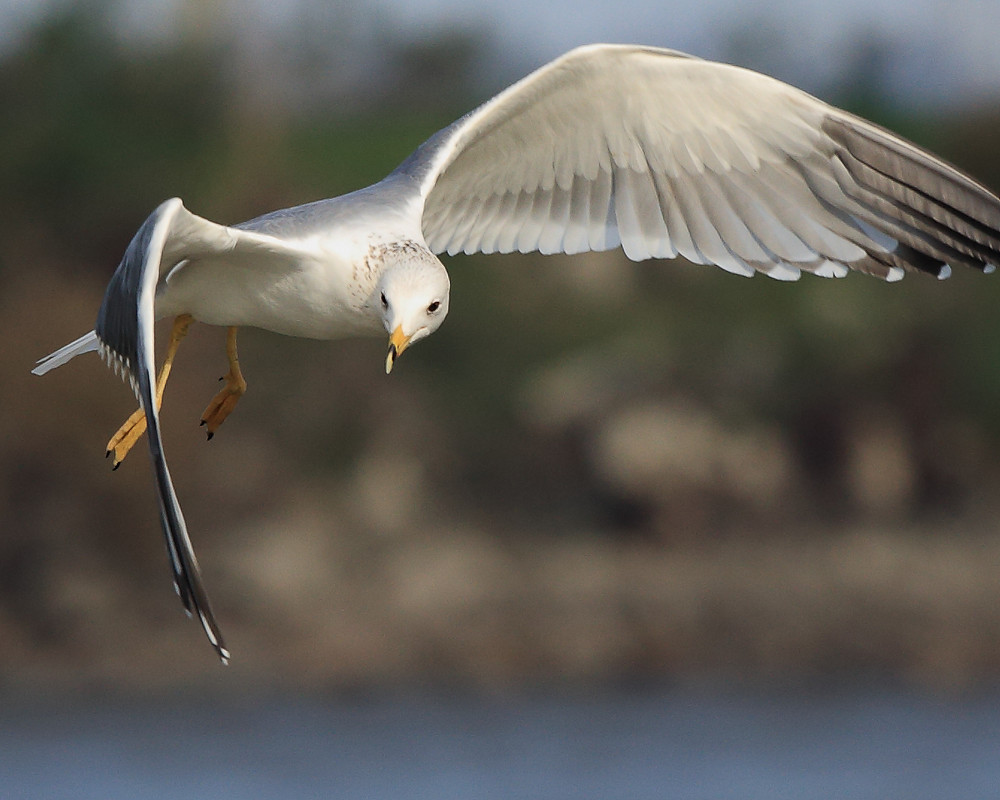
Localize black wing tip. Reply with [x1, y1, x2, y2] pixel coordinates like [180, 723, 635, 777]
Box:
[149, 390, 230, 663]
[210, 636, 232, 665]
[173, 573, 230, 662]
[821, 114, 1000, 278]
[193, 595, 230, 662]
[200, 607, 231, 663]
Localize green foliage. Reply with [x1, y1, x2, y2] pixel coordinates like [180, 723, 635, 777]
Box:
[280, 113, 450, 198]
[0, 4, 233, 260]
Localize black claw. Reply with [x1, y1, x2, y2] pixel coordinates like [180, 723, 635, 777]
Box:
[206, 431, 214, 441]
[112, 461, 121, 471]
[199, 419, 206, 427]
[105, 450, 111, 458]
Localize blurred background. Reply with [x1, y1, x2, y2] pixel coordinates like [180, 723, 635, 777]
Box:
[3, 0, 1000, 796]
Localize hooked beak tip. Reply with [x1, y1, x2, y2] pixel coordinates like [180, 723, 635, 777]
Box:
[385, 344, 397, 374]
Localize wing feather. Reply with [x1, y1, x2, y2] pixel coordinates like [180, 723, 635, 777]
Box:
[714, 170, 817, 263]
[477, 191, 518, 254]
[517, 186, 555, 253]
[696, 171, 773, 264]
[614, 166, 658, 261]
[92, 198, 313, 661]
[93, 199, 229, 661]
[588, 166, 618, 252]
[461, 192, 503, 255]
[538, 181, 574, 254]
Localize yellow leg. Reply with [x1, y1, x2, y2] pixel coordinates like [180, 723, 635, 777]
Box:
[200, 326, 246, 440]
[106, 314, 194, 469]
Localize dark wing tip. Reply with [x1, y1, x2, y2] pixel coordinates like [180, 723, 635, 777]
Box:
[822, 114, 1000, 278]
[142, 358, 230, 661]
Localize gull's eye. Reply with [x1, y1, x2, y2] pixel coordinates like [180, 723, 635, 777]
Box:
[380, 292, 388, 309]
[427, 300, 441, 314]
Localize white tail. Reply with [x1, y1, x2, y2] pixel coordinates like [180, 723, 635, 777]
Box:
[31, 331, 100, 375]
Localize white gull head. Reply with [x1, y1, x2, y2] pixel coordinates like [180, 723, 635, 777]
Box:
[374, 240, 451, 373]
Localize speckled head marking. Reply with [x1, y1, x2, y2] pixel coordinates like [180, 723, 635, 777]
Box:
[362, 238, 433, 274]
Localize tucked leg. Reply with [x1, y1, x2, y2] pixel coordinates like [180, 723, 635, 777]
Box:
[200, 326, 246, 440]
[106, 314, 193, 469]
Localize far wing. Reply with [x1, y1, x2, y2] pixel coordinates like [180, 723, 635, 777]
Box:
[398, 44, 1000, 281]
[96, 198, 310, 661]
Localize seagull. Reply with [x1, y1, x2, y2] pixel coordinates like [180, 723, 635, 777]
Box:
[31, 44, 1000, 662]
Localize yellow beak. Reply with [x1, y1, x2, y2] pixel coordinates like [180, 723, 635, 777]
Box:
[385, 326, 412, 374]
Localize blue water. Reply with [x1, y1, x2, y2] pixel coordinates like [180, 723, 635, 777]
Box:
[1, 686, 998, 799]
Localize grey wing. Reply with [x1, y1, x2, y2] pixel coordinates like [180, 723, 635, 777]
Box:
[399, 44, 1000, 281]
[96, 198, 230, 661]
[96, 198, 310, 661]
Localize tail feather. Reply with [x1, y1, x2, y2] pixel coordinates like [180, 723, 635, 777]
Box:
[31, 331, 100, 376]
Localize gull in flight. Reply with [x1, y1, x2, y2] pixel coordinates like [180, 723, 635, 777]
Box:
[32, 44, 1000, 661]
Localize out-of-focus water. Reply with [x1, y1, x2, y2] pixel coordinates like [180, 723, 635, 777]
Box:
[1, 686, 997, 799]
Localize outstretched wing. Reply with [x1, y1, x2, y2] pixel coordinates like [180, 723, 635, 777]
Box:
[398, 44, 1000, 281]
[96, 198, 309, 662]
